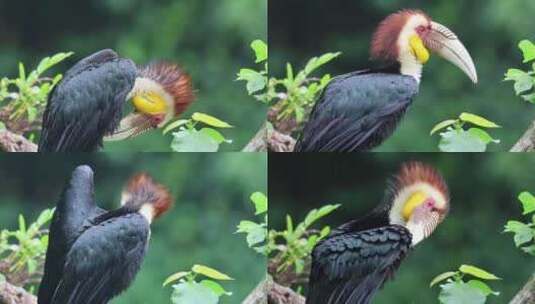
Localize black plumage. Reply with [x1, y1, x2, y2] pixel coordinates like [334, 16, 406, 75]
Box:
[307, 225, 411, 304]
[295, 67, 419, 152]
[38, 49, 137, 152]
[38, 165, 105, 304]
[49, 211, 149, 304]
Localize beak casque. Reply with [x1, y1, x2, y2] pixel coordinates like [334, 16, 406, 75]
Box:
[424, 21, 478, 83]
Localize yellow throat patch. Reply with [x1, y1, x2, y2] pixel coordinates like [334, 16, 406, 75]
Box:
[132, 92, 168, 115]
[402, 191, 427, 221]
[409, 35, 430, 64]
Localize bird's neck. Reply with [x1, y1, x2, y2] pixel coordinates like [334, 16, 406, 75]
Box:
[398, 55, 423, 83]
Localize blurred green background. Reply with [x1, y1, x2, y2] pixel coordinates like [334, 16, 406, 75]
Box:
[0, 153, 267, 303]
[269, 153, 535, 304]
[0, 0, 267, 151]
[269, 0, 535, 151]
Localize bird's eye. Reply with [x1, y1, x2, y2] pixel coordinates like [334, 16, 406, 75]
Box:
[416, 25, 427, 34]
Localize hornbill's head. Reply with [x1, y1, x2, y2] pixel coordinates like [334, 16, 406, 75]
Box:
[106, 63, 194, 141]
[387, 162, 449, 246]
[371, 9, 477, 83]
[120, 173, 173, 223]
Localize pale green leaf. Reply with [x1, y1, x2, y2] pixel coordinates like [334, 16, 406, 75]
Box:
[459, 265, 500, 280]
[467, 280, 500, 296]
[200, 280, 232, 296]
[468, 128, 500, 144]
[459, 113, 500, 128]
[250, 192, 267, 215]
[192, 265, 233, 281]
[439, 130, 487, 152]
[431, 119, 457, 135]
[163, 119, 190, 135]
[430, 271, 458, 287]
[519, 192, 535, 214]
[163, 271, 190, 286]
[519, 40, 535, 63]
[251, 40, 267, 63]
[171, 282, 218, 304]
[171, 130, 219, 152]
[191, 112, 233, 128]
[439, 281, 486, 304]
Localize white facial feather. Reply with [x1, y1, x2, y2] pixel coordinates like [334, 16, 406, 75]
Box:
[139, 204, 155, 224]
[389, 182, 447, 245]
[397, 14, 429, 82]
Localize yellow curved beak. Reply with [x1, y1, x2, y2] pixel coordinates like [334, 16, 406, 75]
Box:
[132, 92, 167, 115]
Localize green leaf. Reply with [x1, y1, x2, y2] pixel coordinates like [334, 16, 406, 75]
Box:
[236, 221, 266, 247]
[430, 271, 458, 287]
[200, 128, 230, 144]
[18, 63, 26, 81]
[192, 112, 233, 128]
[439, 281, 486, 304]
[431, 120, 458, 135]
[519, 40, 535, 63]
[200, 280, 232, 296]
[236, 68, 266, 94]
[163, 119, 190, 135]
[171, 130, 219, 152]
[192, 265, 233, 281]
[467, 280, 499, 296]
[18, 215, 26, 234]
[505, 68, 527, 81]
[0, 122, 6, 130]
[468, 128, 500, 144]
[521, 93, 535, 104]
[519, 192, 535, 214]
[250, 192, 268, 215]
[171, 282, 218, 304]
[303, 52, 341, 75]
[439, 129, 487, 152]
[27, 107, 38, 122]
[459, 113, 501, 128]
[36, 52, 74, 75]
[303, 204, 341, 227]
[250, 40, 267, 63]
[459, 265, 500, 280]
[514, 74, 534, 95]
[163, 271, 190, 286]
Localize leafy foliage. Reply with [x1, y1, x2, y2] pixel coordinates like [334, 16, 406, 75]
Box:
[0, 53, 73, 125]
[236, 40, 269, 102]
[430, 112, 501, 152]
[164, 264, 233, 304]
[0, 209, 54, 291]
[236, 192, 268, 255]
[164, 112, 233, 152]
[268, 204, 339, 275]
[269, 53, 340, 123]
[505, 40, 535, 103]
[504, 191, 535, 255]
[431, 264, 500, 304]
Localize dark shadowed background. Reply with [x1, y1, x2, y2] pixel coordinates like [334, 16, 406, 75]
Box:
[0, 0, 267, 151]
[269, 153, 535, 303]
[269, 0, 535, 151]
[0, 153, 267, 303]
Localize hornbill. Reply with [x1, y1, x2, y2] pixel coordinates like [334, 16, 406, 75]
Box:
[38, 166, 172, 304]
[38, 49, 194, 152]
[307, 162, 449, 304]
[295, 9, 478, 152]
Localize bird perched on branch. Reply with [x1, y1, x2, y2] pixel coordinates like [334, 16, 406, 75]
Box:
[307, 162, 449, 304]
[295, 9, 478, 152]
[38, 49, 194, 152]
[38, 165, 172, 304]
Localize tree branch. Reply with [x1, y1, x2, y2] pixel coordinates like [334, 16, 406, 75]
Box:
[510, 274, 535, 304]
[511, 120, 535, 152]
[0, 130, 37, 152]
[242, 276, 305, 304]
[242, 122, 295, 152]
[0, 282, 36, 304]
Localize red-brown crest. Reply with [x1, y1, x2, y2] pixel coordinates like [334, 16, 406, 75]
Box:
[394, 162, 449, 202]
[370, 9, 431, 62]
[126, 173, 173, 218]
[139, 62, 195, 116]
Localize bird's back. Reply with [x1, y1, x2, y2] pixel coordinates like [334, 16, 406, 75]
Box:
[307, 225, 412, 304]
[49, 212, 150, 304]
[39, 49, 137, 152]
[296, 71, 419, 152]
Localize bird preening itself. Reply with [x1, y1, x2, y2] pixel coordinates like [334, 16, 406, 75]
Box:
[38, 49, 194, 152]
[38, 165, 172, 304]
[307, 162, 449, 304]
[295, 9, 478, 152]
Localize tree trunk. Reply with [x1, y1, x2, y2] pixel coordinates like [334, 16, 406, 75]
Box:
[510, 274, 535, 304]
[511, 120, 535, 152]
